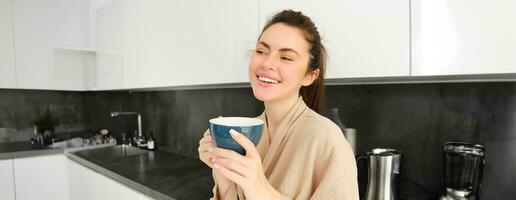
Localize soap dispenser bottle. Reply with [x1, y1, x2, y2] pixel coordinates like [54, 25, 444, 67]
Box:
[147, 131, 155, 151]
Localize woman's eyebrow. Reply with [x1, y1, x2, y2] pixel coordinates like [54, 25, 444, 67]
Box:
[258, 41, 270, 49]
[258, 41, 299, 56]
[279, 48, 299, 56]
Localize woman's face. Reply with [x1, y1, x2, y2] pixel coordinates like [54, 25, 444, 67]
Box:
[249, 23, 318, 103]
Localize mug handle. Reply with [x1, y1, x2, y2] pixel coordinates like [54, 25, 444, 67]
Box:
[355, 154, 369, 180]
[476, 157, 486, 198]
[355, 153, 368, 199]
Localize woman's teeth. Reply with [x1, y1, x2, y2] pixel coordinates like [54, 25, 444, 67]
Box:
[258, 76, 279, 84]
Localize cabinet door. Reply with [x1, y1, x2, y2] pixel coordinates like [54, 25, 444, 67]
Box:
[97, 172, 154, 200]
[0, 159, 15, 200]
[12, 0, 91, 90]
[68, 158, 153, 200]
[68, 159, 97, 200]
[176, 0, 259, 85]
[96, 0, 126, 90]
[260, 0, 410, 79]
[125, 0, 177, 89]
[13, 155, 69, 200]
[0, 0, 16, 88]
[412, 0, 516, 75]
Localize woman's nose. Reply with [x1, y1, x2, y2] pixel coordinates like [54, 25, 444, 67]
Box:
[262, 55, 276, 70]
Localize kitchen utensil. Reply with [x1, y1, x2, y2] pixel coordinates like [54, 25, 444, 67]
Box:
[358, 148, 402, 200]
[440, 142, 485, 200]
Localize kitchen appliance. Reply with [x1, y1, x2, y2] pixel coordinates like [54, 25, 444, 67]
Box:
[440, 142, 485, 200]
[358, 148, 402, 200]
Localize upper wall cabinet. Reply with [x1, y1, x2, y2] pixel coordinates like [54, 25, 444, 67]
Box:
[12, 0, 93, 90]
[260, 0, 410, 79]
[175, 0, 259, 86]
[412, 0, 516, 76]
[96, 0, 177, 90]
[96, 0, 126, 90]
[125, 0, 177, 89]
[0, 0, 16, 88]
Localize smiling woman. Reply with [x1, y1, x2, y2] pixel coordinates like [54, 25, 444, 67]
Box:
[198, 10, 359, 200]
[249, 12, 326, 113]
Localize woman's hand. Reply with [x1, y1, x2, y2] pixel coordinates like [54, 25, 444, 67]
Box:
[211, 129, 281, 200]
[198, 130, 232, 197]
[198, 130, 218, 168]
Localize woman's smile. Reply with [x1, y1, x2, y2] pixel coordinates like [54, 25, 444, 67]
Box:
[256, 73, 281, 87]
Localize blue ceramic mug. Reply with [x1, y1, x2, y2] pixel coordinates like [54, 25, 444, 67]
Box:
[209, 117, 264, 155]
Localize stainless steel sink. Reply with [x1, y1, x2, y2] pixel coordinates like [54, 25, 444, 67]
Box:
[73, 145, 148, 161]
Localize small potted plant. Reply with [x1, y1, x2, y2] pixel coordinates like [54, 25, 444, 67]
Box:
[33, 106, 60, 145]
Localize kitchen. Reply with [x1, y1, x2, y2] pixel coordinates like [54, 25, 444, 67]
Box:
[0, 0, 515, 199]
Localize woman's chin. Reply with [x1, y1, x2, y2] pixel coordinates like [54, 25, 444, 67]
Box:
[252, 88, 275, 102]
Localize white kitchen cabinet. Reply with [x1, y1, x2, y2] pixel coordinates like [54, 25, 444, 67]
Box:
[96, 0, 126, 90]
[13, 154, 69, 200]
[68, 158, 97, 200]
[68, 158, 153, 200]
[260, 0, 410, 79]
[96, 0, 177, 90]
[176, 0, 259, 85]
[0, 159, 15, 200]
[96, 0, 258, 89]
[124, 0, 177, 89]
[0, 0, 16, 88]
[12, 0, 92, 90]
[412, 0, 516, 76]
[97, 170, 154, 200]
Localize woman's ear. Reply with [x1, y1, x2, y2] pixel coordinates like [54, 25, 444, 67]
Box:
[302, 69, 320, 86]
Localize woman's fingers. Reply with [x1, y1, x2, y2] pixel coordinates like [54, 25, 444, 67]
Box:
[198, 132, 217, 168]
[199, 149, 216, 167]
[198, 138, 214, 154]
[211, 147, 250, 167]
[198, 143, 215, 155]
[199, 135, 213, 146]
[213, 162, 245, 186]
[229, 129, 260, 159]
[213, 157, 248, 177]
[204, 129, 211, 137]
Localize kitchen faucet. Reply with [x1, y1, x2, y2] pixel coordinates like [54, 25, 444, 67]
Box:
[110, 111, 144, 146]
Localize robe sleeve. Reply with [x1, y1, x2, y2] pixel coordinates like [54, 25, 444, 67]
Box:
[309, 143, 360, 200]
[210, 171, 238, 200]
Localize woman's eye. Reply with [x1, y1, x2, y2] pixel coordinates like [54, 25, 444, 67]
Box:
[280, 56, 293, 61]
[255, 49, 266, 55]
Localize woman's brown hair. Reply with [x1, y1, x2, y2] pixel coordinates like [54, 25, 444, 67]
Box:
[259, 10, 327, 113]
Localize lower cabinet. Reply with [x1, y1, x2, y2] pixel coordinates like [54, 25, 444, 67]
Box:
[67, 159, 153, 200]
[67, 158, 97, 200]
[0, 159, 15, 200]
[13, 154, 69, 200]
[4, 154, 152, 200]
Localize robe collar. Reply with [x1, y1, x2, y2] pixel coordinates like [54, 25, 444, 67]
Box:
[257, 96, 309, 172]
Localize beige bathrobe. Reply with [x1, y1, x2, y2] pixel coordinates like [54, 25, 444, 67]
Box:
[211, 97, 359, 200]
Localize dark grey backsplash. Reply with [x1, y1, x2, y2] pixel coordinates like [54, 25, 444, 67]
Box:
[0, 89, 89, 142]
[1, 83, 515, 199]
[324, 83, 516, 200]
[83, 89, 263, 156]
